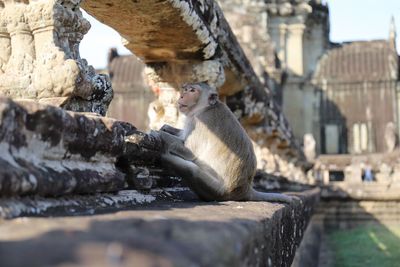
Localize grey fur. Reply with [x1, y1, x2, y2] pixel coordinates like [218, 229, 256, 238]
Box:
[158, 83, 293, 203]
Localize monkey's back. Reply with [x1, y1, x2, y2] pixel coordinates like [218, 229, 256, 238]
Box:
[185, 102, 257, 197]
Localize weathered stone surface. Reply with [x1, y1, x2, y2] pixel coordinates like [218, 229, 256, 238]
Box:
[0, 172, 310, 219]
[0, 187, 195, 219]
[291, 217, 323, 267]
[265, 0, 314, 17]
[317, 199, 400, 229]
[0, 188, 320, 267]
[0, 0, 113, 115]
[0, 97, 163, 197]
[318, 181, 400, 229]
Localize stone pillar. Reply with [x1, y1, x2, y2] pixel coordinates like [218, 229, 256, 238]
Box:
[58, 1, 75, 59]
[322, 168, 329, 184]
[286, 23, 305, 76]
[28, 0, 80, 99]
[269, 22, 287, 67]
[0, 0, 113, 116]
[146, 60, 225, 129]
[0, 0, 34, 97]
[344, 164, 362, 183]
[0, 1, 11, 74]
[303, 133, 316, 162]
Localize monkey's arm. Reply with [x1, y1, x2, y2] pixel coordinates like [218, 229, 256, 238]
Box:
[160, 124, 182, 136]
[160, 153, 226, 201]
[158, 130, 196, 161]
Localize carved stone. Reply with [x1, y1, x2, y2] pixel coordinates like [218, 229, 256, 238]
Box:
[0, 0, 34, 96]
[0, 1, 11, 74]
[0, 0, 113, 115]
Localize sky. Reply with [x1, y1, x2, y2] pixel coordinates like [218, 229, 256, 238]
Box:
[79, 0, 400, 69]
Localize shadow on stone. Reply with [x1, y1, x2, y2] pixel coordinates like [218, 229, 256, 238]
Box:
[0, 190, 318, 267]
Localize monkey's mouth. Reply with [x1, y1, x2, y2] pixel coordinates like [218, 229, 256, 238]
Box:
[178, 104, 188, 110]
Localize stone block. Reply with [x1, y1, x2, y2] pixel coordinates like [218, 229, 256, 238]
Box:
[0, 187, 320, 267]
[0, 97, 163, 197]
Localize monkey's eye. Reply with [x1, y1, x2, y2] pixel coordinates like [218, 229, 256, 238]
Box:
[189, 88, 196, 92]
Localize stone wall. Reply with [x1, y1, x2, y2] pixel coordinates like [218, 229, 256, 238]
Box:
[318, 199, 400, 229]
[317, 182, 400, 228]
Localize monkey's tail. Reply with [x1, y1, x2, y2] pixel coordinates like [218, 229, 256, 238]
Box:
[248, 188, 293, 203]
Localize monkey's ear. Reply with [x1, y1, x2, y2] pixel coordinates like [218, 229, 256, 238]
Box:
[208, 93, 218, 106]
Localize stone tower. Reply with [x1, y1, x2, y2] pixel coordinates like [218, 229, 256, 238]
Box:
[265, 0, 330, 146]
[389, 16, 397, 50]
[266, 0, 329, 77]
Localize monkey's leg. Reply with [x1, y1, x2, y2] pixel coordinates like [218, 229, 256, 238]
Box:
[158, 131, 196, 161]
[161, 153, 226, 200]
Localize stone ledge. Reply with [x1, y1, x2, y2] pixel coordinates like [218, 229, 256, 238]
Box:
[0, 187, 196, 219]
[0, 188, 319, 267]
[0, 97, 163, 197]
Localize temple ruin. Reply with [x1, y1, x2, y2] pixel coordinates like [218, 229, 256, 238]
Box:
[0, 0, 399, 266]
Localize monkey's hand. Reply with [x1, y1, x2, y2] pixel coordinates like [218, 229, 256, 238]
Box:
[148, 130, 161, 141]
[160, 124, 182, 136]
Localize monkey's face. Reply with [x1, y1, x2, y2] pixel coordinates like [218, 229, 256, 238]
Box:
[178, 86, 201, 114]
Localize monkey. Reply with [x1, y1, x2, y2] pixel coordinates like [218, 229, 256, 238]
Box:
[153, 82, 294, 203]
